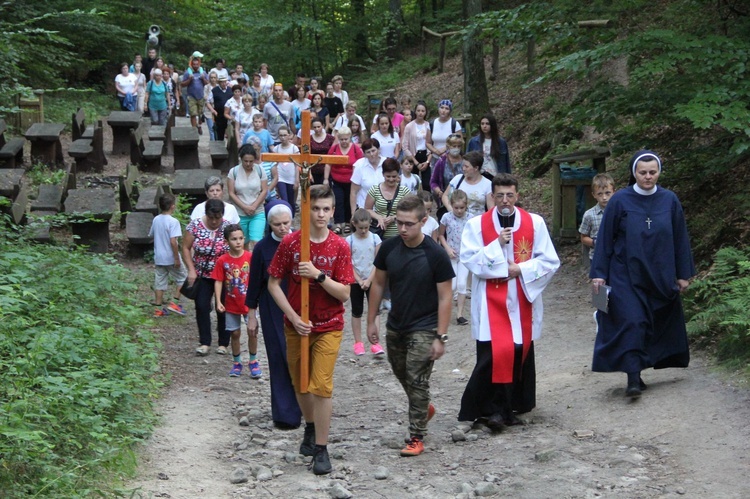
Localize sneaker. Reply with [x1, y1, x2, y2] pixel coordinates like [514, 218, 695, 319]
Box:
[229, 362, 243, 377]
[216, 346, 228, 355]
[427, 403, 436, 422]
[457, 316, 469, 325]
[382, 299, 392, 311]
[167, 302, 186, 316]
[153, 307, 169, 317]
[400, 436, 425, 457]
[249, 360, 262, 378]
[300, 426, 316, 456]
[353, 342, 365, 356]
[312, 447, 333, 475]
[370, 343, 385, 355]
[195, 345, 209, 356]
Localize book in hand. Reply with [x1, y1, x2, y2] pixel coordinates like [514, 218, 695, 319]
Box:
[592, 284, 611, 313]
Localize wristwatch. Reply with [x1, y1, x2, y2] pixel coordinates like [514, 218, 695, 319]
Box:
[435, 334, 448, 344]
[315, 272, 327, 283]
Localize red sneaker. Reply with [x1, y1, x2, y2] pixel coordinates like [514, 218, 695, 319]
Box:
[400, 436, 425, 457]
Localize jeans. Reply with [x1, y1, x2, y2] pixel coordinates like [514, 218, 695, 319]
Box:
[149, 108, 168, 126]
[205, 116, 215, 141]
[194, 276, 229, 347]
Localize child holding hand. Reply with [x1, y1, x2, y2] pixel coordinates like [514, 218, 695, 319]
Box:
[345, 209, 384, 356]
[213, 224, 262, 378]
[439, 189, 470, 325]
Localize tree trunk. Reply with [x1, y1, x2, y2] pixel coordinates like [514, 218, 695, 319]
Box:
[387, 0, 404, 59]
[351, 0, 368, 61]
[463, 0, 489, 116]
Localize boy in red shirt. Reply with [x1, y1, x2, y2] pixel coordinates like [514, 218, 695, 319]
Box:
[268, 184, 354, 475]
[212, 224, 260, 378]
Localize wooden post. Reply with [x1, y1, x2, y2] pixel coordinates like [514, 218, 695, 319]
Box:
[439, 36, 447, 74]
[527, 36, 536, 73]
[262, 110, 348, 393]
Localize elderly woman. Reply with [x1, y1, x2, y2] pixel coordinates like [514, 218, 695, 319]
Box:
[324, 126, 363, 234]
[145, 68, 170, 126]
[431, 133, 467, 216]
[225, 84, 244, 124]
[182, 198, 231, 356]
[114, 63, 137, 110]
[365, 158, 411, 239]
[467, 113, 511, 179]
[350, 138, 384, 216]
[245, 200, 302, 429]
[591, 150, 695, 398]
[401, 101, 433, 192]
[190, 176, 241, 224]
[440, 151, 493, 219]
[227, 143, 268, 249]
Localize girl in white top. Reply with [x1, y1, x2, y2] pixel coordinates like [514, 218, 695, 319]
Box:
[331, 75, 349, 108]
[292, 86, 311, 112]
[345, 209, 383, 356]
[271, 126, 300, 215]
[400, 157, 421, 193]
[235, 95, 261, 145]
[258, 63, 275, 94]
[418, 191, 439, 241]
[427, 99, 463, 165]
[370, 113, 401, 160]
[438, 189, 470, 324]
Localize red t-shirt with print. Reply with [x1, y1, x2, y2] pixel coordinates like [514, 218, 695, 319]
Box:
[211, 251, 252, 315]
[268, 230, 355, 333]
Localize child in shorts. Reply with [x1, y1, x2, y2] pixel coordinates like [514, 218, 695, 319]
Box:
[579, 173, 615, 261]
[212, 224, 262, 378]
[149, 193, 187, 317]
[438, 189, 470, 325]
[267, 184, 355, 475]
[401, 157, 421, 194]
[418, 190, 439, 241]
[345, 209, 384, 356]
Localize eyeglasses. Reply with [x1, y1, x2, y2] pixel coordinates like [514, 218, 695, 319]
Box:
[395, 219, 420, 228]
[493, 193, 516, 199]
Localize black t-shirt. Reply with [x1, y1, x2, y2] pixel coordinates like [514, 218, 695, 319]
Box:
[374, 235, 455, 332]
[324, 96, 344, 120]
[212, 86, 232, 113]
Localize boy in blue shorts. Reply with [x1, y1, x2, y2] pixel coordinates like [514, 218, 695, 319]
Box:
[212, 224, 262, 378]
[149, 193, 187, 317]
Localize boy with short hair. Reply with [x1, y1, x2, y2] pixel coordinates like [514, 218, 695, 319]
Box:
[267, 184, 355, 475]
[579, 173, 615, 260]
[149, 193, 187, 317]
[212, 224, 261, 378]
[367, 194, 454, 457]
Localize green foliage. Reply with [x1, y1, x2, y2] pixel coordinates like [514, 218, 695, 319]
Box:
[26, 163, 67, 187]
[684, 247, 750, 370]
[43, 90, 118, 131]
[0, 237, 161, 496]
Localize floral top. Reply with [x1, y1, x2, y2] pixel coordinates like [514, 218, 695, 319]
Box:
[440, 211, 468, 257]
[186, 218, 230, 278]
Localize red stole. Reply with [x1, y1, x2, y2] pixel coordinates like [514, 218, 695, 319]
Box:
[481, 207, 534, 383]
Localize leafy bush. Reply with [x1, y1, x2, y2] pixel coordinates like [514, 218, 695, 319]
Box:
[684, 247, 750, 371]
[0, 237, 161, 496]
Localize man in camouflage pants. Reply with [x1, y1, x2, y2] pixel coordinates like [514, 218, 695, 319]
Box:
[366, 195, 454, 457]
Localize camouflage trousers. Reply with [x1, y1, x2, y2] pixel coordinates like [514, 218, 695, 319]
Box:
[385, 329, 436, 436]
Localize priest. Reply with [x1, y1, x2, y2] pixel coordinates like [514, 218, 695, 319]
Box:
[458, 173, 559, 430]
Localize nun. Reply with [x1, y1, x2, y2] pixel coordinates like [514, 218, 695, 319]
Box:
[246, 199, 302, 428]
[590, 150, 696, 398]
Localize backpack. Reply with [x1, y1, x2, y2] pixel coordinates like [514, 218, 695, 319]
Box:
[429, 118, 459, 134]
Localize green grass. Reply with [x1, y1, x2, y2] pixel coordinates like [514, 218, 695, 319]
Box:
[43, 90, 119, 133]
[0, 224, 162, 497]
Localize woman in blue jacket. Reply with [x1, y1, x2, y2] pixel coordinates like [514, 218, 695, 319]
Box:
[466, 113, 511, 179]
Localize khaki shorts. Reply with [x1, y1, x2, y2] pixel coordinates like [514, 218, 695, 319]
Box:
[188, 97, 205, 116]
[285, 326, 342, 398]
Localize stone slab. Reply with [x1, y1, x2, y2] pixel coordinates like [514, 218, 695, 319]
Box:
[172, 169, 220, 196]
[125, 211, 155, 245]
[0, 169, 24, 198]
[64, 188, 116, 219]
[31, 184, 64, 212]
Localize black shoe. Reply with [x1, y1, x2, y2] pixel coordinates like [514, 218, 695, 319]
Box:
[274, 421, 300, 430]
[300, 425, 315, 456]
[639, 377, 648, 391]
[312, 447, 333, 475]
[625, 383, 642, 398]
[487, 413, 505, 432]
[457, 316, 469, 325]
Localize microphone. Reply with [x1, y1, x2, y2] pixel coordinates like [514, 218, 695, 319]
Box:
[500, 207, 512, 228]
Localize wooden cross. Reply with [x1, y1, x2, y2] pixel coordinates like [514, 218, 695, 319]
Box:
[262, 109, 349, 393]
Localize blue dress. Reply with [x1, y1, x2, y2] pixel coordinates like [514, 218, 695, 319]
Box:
[590, 186, 695, 373]
[247, 234, 302, 427]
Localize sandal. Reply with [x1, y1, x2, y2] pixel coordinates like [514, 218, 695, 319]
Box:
[333, 224, 343, 235]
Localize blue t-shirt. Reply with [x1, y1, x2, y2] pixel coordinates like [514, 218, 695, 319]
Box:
[242, 129, 274, 152]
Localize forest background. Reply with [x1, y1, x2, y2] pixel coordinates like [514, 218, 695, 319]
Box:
[0, 0, 749, 496]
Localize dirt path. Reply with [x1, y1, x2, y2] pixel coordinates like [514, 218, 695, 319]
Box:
[127, 261, 750, 499]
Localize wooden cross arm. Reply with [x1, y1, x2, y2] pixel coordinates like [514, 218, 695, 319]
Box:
[261, 152, 350, 165]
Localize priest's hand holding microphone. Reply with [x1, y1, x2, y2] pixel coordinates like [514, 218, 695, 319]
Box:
[498, 207, 521, 280]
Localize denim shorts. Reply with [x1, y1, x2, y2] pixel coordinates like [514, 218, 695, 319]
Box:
[225, 311, 248, 332]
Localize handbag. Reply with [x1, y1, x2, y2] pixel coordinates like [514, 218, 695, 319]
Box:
[180, 228, 220, 301]
[369, 183, 400, 237]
